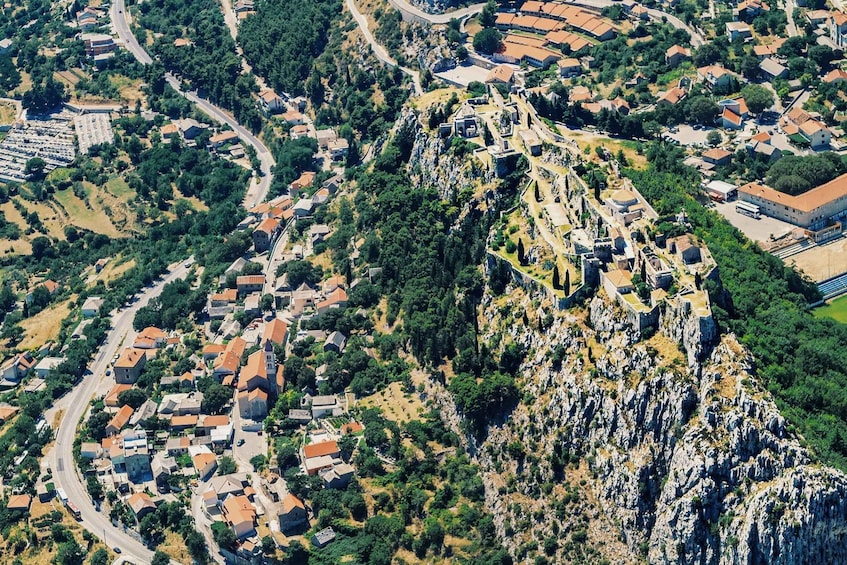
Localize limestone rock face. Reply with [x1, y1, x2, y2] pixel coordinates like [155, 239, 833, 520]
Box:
[403, 109, 495, 202]
[474, 290, 847, 564]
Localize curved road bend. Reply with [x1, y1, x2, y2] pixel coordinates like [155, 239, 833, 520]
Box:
[387, 0, 486, 24]
[570, 0, 705, 46]
[48, 261, 195, 564]
[111, 0, 275, 208]
[345, 0, 424, 96]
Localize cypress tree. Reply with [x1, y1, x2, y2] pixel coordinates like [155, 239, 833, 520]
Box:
[517, 238, 525, 265]
[552, 265, 560, 289]
[564, 269, 571, 296]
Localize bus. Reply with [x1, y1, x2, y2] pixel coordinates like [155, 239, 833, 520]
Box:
[56, 488, 68, 504]
[66, 501, 81, 520]
[736, 201, 761, 219]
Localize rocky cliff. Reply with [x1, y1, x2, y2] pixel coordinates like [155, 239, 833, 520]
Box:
[402, 109, 495, 203]
[472, 289, 847, 564]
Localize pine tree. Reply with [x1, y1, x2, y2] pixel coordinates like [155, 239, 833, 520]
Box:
[517, 238, 525, 265]
[564, 269, 571, 296]
[552, 265, 560, 289]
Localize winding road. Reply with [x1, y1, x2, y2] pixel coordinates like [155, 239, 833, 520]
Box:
[45, 3, 282, 562]
[47, 261, 195, 564]
[386, 0, 486, 24]
[346, 0, 423, 96]
[111, 0, 275, 208]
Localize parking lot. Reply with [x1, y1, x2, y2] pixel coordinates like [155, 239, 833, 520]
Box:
[665, 124, 716, 147]
[713, 200, 798, 243]
[434, 62, 492, 87]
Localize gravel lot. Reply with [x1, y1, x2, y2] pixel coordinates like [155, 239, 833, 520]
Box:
[713, 200, 797, 242]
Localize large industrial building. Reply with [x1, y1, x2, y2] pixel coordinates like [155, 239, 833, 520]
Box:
[738, 174, 847, 230]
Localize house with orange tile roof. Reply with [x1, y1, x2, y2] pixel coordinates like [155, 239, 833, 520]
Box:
[316, 287, 348, 315]
[279, 493, 308, 532]
[213, 352, 240, 384]
[486, 64, 515, 85]
[209, 288, 237, 307]
[114, 348, 147, 384]
[702, 147, 732, 166]
[823, 68, 847, 83]
[322, 275, 346, 295]
[830, 12, 847, 47]
[173, 37, 192, 47]
[192, 450, 218, 480]
[223, 495, 258, 538]
[290, 171, 316, 192]
[236, 275, 265, 296]
[209, 130, 239, 148]
[721, 107, 743, 129]
[133, 326, 169, 349]
[128, 492, 157, 520]
[799, 119, 832, 148]
[7, 494, 31, 512]
[105, 405, 134, 436]
[656, 87, 686, 106]
[203, 344, 227, 362]
[252, 217, 280, 252]
[160, 123, 179, 139]
[665, 45, 690, 66]
[302, 440, 340, 460]
[0, 404, 19, 424]
[25, 279, 60, 304]
[262, 318, 289, 346]
[105, 383, 133, 407]
[170, 414, 198, 431]
[257, 89, 283, 116]
[282, 110, 306, 125]
[237, 388, 268, 420]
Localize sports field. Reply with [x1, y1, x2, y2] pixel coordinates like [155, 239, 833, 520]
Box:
[814, 295, 847, 323]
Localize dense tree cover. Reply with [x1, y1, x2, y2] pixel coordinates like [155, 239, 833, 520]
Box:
[765, 152, 847, 195]
[136, 500, 208, 561]
[133, 277, 207, 331]
[21, 76, 67, 112]
[278, 408, 509, 564]
[238, 0, 340, 96]
[473, 28, 503, 54]
[138, 0, 262, 132]
[591, 23, 693, 87]
[628, 142, 847, 469]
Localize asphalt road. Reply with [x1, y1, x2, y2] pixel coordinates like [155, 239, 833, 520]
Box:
[48, 259, 195, 564]
[346, 0, 423, 96]
[111, 0, 275, 208]
[386, 0, 486, 24]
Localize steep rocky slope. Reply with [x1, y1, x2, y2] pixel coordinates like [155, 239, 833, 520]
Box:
[471, 289, 847, 564]
[401, 110, 847, 563]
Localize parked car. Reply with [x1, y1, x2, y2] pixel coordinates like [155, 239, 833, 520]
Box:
[237, 439, 245, 446]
